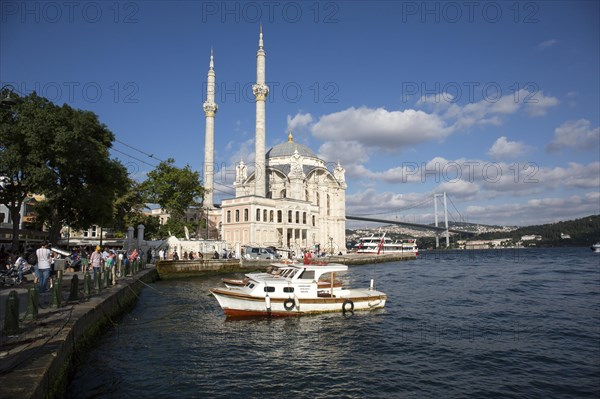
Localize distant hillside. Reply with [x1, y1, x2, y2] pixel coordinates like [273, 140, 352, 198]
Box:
[478, 215, 600, 246]
[347, 215, 600, 248]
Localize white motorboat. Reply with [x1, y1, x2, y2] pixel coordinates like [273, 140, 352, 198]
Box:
[210, 263, 387, 317]
[591, 242, 600, 253]
[354, 234, 418, 255]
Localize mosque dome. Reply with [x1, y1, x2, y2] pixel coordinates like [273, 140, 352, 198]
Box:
[265, 132, 318, 159]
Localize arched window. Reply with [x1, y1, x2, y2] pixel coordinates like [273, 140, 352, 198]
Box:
[269, 210, 274, 222]
[305, 190, 310, 202]
[280, 189, 286, 198]
[302, 212, 306, 224]
[256, 208, 261, 221]
[312, 215, 316, 226]
[316, 192, 320, 206]
[263, 209, 267, 221]
[295, 211, 300, 224]
[235, 210, 240, 222]
[288, 210, 292, 223]
[327, 195, 330, 216]
[277, 210, 282, 223]
[244, 209, 249, 221]
[226, 211, 231, 223]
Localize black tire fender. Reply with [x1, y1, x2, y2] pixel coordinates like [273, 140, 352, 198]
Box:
[342, 299, 354, 316]
[284, 298, 295, 311]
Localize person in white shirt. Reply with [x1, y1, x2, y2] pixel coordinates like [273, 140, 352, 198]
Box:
[89, 245, 103, 280]
[36, 241, 53, 294]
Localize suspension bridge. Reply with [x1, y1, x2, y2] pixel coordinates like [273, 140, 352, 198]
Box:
[345, 215, 474, 235]
[346, 192, 477, 248]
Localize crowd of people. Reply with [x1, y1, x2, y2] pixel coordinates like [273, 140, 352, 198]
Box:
[0, 242, 149, 294]
[155, 248, 236, 261]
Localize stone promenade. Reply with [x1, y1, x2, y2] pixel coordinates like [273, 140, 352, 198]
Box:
[0, 266, 158, 399]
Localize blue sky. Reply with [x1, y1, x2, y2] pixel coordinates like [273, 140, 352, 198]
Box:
[2, 1, 599, 226]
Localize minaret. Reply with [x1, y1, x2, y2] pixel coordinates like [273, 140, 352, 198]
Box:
[203, 49, 218, 208]
[252, 26, 269, 197]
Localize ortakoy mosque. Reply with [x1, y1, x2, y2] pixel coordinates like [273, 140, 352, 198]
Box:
[202, 28, 347, 255]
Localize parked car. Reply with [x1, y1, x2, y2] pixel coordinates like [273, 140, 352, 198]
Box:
[244, 246, 278, 259]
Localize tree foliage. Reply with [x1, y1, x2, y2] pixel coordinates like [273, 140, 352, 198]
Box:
[0, 91, 131, 247]
[139, 158, 204, 239]
[140, 158, 204, 219]
[477, 214, 600, 246]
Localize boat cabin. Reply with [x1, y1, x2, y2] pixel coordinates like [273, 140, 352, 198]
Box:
[241, 263, 347, 299]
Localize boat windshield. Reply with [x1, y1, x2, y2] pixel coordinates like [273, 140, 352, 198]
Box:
[298, 269, 315, 280]
[281, 268, 297, 278]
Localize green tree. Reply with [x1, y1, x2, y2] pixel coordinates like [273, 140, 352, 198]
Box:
[140, 158, 204, 238]
[0, 91, 131, 247]
[113, 180, 149, 234]
[0, 91, 55, 250]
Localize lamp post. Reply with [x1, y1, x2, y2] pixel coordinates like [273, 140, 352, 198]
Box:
[329, 236, 333, 256]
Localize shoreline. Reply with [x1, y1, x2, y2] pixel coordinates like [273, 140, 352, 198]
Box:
[0, 268, 159, 399]
[156, 252, 417, 279]
[0, 253, 409, 398]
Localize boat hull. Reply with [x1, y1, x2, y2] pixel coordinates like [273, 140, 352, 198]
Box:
[211, 288, 387, 317]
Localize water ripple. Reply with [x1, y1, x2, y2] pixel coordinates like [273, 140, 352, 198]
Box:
[68, 248, 600, 398]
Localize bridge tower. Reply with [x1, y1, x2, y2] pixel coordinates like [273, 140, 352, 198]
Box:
[434, 193, 450, 248]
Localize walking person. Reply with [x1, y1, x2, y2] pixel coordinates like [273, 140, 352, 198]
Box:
[89, 245, 102, 281]
[106, 250, 116, 284]
[36, 241, 53, 294]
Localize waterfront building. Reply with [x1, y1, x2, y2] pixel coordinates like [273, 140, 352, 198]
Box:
[202, 29, 347, 255]
[521, 234, 542, 241]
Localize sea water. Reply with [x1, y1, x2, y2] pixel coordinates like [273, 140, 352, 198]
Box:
[67, 248, 600, 398]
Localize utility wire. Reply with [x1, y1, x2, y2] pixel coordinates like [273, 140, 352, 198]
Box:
[114, 139, 164, 163]
[110, 148, 158, 168]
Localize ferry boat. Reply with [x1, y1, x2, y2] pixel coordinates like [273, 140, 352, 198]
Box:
[210, 263, 387, 317]
[354, 235, 419, 255]
[591, 242, 600, 253]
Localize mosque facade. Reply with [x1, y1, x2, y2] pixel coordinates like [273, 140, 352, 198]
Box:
[202, 29, 347, 255]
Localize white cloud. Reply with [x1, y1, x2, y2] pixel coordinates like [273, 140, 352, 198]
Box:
[537, 162, 600, 189]
[524, 90, 560, 116]
[444, 89, 559, 128]
[311, 106, 450, 150]
[464, 193, 600, 226]
[536, 39, 558, 51]
[546, 119, 600, 152]
[437, 180, 480, 200]
[341, 155, 599, 202]
[286, 112, 313, 132]
[346, 189, 432, 216]
[317, 140, 371, 178]
[311, 89, 559, 166]
[347, 187, 600, 227]
[487, 136, 531, 160]
[227, 138, 255, 166]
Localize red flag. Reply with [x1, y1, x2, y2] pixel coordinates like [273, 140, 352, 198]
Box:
[377, 235, 385, 255]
